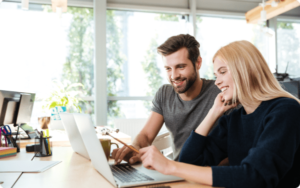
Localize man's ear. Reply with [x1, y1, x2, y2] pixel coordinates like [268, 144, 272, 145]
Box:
[196, 56, 202, 70]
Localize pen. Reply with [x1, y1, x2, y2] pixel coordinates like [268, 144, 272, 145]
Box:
[46, 129, 51, 155]
[40, 131, 43, 155]
[105, 132, 139, 154]
[0, 130, 1, 147]
[43, 131, 49, 155]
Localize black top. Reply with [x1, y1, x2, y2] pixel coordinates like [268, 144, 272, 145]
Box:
[179, 97, 300, 188]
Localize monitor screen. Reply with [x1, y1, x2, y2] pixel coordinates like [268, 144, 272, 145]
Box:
[16, 94, 35, 124]
[0, 90, 35, 126]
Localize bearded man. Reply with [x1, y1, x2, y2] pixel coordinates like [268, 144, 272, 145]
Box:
[112, 34, 221, 164]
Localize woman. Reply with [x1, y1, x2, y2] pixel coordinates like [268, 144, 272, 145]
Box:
[140, 40, 300, 188]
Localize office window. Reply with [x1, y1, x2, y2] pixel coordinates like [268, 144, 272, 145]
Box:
[277, 21, 300, 78]
[106, 10, 190, 125]
[196, 16, 270, 79]
[0, 3, 94, 127]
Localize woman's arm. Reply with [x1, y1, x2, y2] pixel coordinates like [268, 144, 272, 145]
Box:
[140, 146, 213, 186]
[195, 93, 237, 137]
[179, 93, 236, 166]
[168, 160, 213, 185]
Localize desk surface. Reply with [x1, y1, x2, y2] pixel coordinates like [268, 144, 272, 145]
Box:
[0, 149, 34, 188]
[3, 147, 213, 188]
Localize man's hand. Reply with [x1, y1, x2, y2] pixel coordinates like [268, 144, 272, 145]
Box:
[111, 145, 141, 165]
[111, 112, 164, 165]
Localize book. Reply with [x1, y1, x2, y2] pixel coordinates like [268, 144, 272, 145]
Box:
[0, 147, 17, 154]
[0, 147, 17, 159]
[0, 153, 17, 158]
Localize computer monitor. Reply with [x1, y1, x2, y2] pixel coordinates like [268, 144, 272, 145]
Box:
[0, 90, 35, 127]
[280, 81, 299, 99]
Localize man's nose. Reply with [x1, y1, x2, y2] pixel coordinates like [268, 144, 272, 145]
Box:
[171, 69, 180, 80]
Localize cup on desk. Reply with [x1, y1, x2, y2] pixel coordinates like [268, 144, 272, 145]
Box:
[100, 139, 119, 161]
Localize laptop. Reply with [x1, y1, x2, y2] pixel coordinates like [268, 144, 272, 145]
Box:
[73, 113, 184, 188]
[60, 113, 90, 160]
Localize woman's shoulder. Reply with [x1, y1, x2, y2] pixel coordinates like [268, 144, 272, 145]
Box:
[263, 97, 300, 116]
[265, 97, 300, 109]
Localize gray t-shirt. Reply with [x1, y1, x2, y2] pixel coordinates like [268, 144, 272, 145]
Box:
[151, 79, 220, 160]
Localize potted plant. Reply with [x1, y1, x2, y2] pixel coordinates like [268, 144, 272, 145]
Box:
[43, 81, 85, 129]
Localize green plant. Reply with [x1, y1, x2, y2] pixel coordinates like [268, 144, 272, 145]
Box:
[42, 81, 85, 113]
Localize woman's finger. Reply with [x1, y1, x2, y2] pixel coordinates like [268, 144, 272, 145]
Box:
[140, 149, 150, 162]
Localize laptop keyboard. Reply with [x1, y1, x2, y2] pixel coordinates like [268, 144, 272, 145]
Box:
[110, 164, 154, 183]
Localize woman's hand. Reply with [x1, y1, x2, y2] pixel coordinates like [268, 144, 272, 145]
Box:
[140, 145, 174, 175]
[211, 93, 237, 118]
[141, 146, 213, 186]
[195, 93, 238, 136]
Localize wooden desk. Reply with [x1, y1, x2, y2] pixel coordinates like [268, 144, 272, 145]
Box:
[11, 147, 212, 188]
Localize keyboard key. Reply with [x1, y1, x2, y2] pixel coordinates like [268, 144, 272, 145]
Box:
[110, 164, 154, 183]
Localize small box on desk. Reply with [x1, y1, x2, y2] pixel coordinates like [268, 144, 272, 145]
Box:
[35, 136, 52, 157]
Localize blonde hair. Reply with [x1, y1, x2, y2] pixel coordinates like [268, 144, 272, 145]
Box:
[213, 40, 300, 105]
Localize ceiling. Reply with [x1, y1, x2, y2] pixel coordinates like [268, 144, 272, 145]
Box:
[107, 0, 300, 17]
[4, 0, 300, 17]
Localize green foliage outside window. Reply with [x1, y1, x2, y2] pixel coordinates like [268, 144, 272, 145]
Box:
[141, 36, 163, 111]
[278, 22, 294, 30]
[155, 14, 179, 22]
[106, 10, 125, 119]
[42, 7, 125, 123]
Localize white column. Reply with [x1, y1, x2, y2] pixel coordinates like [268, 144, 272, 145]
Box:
[189, 0, 197, 36]
[94, 0, 107, 126]
[268, 17, 278, 73]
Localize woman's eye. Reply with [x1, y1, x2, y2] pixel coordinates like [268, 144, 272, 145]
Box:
[220, 71, 226, 74]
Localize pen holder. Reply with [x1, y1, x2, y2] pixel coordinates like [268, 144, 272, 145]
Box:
[34, 136, 52, 157]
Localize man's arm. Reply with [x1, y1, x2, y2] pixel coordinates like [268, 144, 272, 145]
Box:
[112, 111, 164, 164]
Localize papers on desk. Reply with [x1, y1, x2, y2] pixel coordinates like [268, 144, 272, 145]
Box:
[0, 161, 61, 173]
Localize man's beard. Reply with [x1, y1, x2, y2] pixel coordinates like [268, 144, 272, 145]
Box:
[171, 71, 197, 94]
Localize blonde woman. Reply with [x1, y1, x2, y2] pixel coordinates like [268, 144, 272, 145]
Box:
[139, 40, 300, 188]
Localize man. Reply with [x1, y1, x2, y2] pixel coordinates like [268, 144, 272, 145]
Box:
[112, 34, 221, 164]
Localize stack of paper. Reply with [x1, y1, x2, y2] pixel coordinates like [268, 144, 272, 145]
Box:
[0, 161, 61, 172]
[0, 147, 17, 158]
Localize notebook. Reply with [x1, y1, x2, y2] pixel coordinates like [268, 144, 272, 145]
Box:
[0, 161, 61, 173]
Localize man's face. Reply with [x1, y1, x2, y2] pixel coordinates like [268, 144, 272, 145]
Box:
[163, 48, 201, 94]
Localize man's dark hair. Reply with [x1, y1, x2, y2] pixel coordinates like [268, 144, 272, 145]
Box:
[157, 34, 200, 67]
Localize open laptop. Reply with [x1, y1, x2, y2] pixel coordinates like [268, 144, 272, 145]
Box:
[60, 113, 90, 160]
[73, 113, 183, 188]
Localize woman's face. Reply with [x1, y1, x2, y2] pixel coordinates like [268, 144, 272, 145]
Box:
[213, 57, 235, 102]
